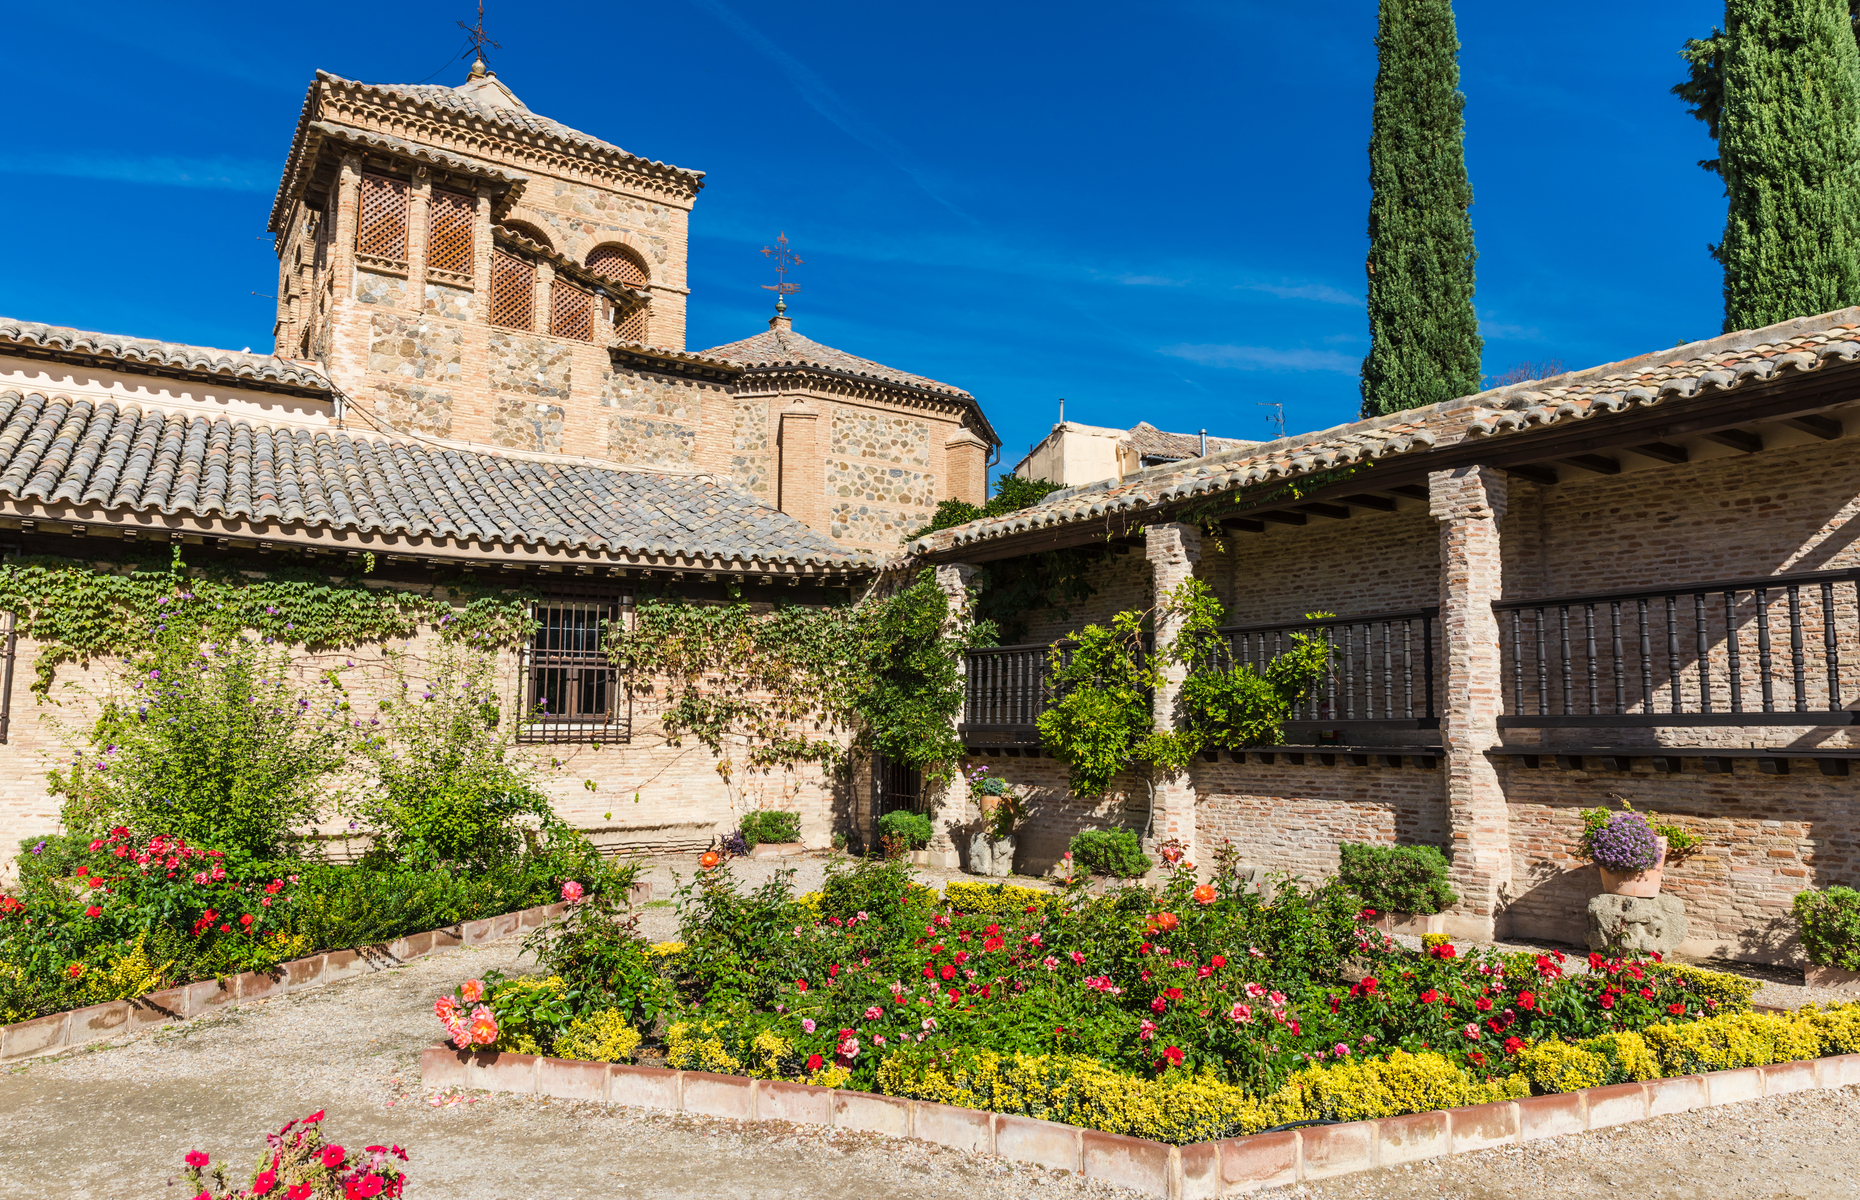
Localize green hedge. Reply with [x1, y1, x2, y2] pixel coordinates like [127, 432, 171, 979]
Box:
[1795, 886, 1860, 970]
[1069, 829, 1152, 878]
[1337, 842, 1458, 916]
[739, 810, 802, 850]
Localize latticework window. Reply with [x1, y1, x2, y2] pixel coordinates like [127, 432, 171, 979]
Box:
[616, 302, 648, 343]
[585, 244, 649, 289]
[490, 250, 536, 330]
[356, 174, 409, 263]
[520, 598, 630, 743]
[427, 188, 475, 276]
[549, 281, 594, 341]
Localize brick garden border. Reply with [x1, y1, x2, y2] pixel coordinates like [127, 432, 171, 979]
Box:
[422, 1044, 1860, 1198]
[0, 882, 650, 1064]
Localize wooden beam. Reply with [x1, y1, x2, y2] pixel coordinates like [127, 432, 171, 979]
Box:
[1785, 414, 1844, 440]
[1261, 511, 1308, 526]
[1704, 428, 1763, 454]
[1343, 493, 1398, 512]
[1296, 502, 1351, 520]
[1506, 463, 1559, 486]
[1390, 484, 1430, 500]
[1221, 517, 1266, 534]
[1634, 442, 1688, 464]
[1564, 454, 1622, 475]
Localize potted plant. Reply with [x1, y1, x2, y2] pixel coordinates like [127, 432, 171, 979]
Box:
[1336, 842, 1458, 934]
[1578, 800, 1699, 896]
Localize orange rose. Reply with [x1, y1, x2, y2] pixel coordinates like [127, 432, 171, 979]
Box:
[700, 850, 722, 869]
[1192, 884, 1216, 905]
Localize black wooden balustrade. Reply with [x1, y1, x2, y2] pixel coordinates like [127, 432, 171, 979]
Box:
[1214, 609, 1440, 730]
[960, 641, 1069, 746]
[1493, 567, 1860, 727]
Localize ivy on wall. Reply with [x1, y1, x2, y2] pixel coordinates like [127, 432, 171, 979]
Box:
[0, 548, 535, 697]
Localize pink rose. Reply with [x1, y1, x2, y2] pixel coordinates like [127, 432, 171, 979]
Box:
[561, 881, 584, 903]
[460, 979, 485, 1003]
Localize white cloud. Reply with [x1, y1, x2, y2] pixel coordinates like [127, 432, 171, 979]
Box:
[1119, 274, 1186, 287]
[1241, 281, 1363, 307]
[0, 153, 273, 192]
[1161, 343, 1359, 374]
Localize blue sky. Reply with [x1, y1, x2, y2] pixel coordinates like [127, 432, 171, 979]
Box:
[0, 1, 1724, 470]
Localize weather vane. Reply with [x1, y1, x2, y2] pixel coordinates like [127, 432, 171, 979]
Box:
[459, 2, 501, 74]
[761, 232, 802, 315]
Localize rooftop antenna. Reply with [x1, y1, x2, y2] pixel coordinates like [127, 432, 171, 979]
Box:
[761, 232, 803, 316]
[1257, 401, 1286, 439]
[459, 2, 501, 77]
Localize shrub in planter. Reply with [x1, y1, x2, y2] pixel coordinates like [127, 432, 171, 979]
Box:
[1579, 809, 1663, 873]
[1794, 886, 1860, 971]
[876, 809, 933, 852]
[1336, 842, 1458, 916]
[740, 809, 802, 849]
[1069, 828, 1152, 878]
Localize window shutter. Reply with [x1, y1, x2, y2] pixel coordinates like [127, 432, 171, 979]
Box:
[427, 188, 476, 277]
[490, 250, 536, 330]
[549, 281, 594, 341]
[355, 173, 409, 264]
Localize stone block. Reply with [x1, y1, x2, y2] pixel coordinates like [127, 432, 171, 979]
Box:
[1586, 893, 1688, 955]
[1079, 1130, 1172, 1198]
[967, 832, 1016, 878]
[831, 1089, 910, 1136]
[397, 930, 436, 959]
[475, 1051, 537, 1094]
[1818, 1054, 1860, 1089]
[1176, 1140, 1222, 1200]
[284, 955, 326, 991]
[484, 912, 521, 941]
[421, 1045, 474, 1090]
[1804, 965, 1860, 992]
[993, 1114, 1081, 1172]
[1761, 1060, 1819, 1097]
[1376, 1110, 1449, 1166]
[681, 1070, 753, 1119]
[236, 970, 287, 1003]
[1, 1013, 67, 1061]
[1300, 1120, 1377, 1180]
[322, 948, 371, 985]
[1705, 1067, 1764, 1107]
[758, 1079, 832, 1127]
[1517, 1092, 1585, 1141]
[1214, 1130, 1300, 1192]
[1646, 1074, 1707, 1116]
[130, 987, 187, 1027]
[912, 1101, 993, 1154]
[184, 976, 237, 1015]
[607, 1065, 680, 1112]
[430, 927, 464, 951]
[66, 1001, 131, 1044]
[1448, 1101, 1518, 1153]
[1584, 1083, 1647, 1130]
[461, 918, 495, 945]
[535, 1056, 611, 1102]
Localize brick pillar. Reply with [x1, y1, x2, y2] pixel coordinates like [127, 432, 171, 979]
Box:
[406, 169, 431, 310]
[1429, 465, 1513, 939]
[924, 562, 979, 869]
[331, 154, 362, 300]
[534, 262, 555, 337]
[470, 186, 495, 323]
[777, 403, 821, 532]
[943, 429, 990, 506]
[1145, 522, 1201, 867]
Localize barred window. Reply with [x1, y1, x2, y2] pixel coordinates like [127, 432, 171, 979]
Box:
[427, 188, 476, 276]
[585, 243, 649, 289]
[549, 280, 595, 341]
[489, 250, 536, 330]
[356, 173, 409, 263]
[520, 598, 630, 743]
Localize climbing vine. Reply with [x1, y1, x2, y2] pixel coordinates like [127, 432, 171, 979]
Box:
[1035, 579, 1334, 797]
[609, 569, 990, 788]
[0, 548, 535, 696]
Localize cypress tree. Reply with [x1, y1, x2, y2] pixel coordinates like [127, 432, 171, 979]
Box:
[1714, 0, 1860, 331]
[1360, 0, 1483, 418]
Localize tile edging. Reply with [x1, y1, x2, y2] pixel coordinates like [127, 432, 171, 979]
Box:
[420, 1047, 1860, 1199]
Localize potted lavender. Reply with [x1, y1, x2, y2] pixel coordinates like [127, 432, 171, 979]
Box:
[1577, 802, 1699, 896]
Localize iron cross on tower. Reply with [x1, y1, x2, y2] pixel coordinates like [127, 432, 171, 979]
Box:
[459, 2, 501, 74]
[761, 232, 802, 316]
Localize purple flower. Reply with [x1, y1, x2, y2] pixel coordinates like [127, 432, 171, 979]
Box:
[1588, 812, 1662, 872]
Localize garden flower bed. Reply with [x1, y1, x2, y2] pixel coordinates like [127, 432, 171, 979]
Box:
[422, 849, 1860, 1173]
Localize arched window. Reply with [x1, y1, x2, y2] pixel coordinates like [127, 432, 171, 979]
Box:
[585, 244, 649, 289]
[498, 221, 553, 251]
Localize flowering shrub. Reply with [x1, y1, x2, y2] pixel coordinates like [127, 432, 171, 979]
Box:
[1580, 811, 1663, 873]
[180, 1109, 407, 1198]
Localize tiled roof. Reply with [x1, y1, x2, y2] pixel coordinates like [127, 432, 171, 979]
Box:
[910, 306, 1860, 560]
[1466, 308, 1860, 438]
[703, 324, 975, 401]
[1123, 422, 1255, 461]
[318, 71, 703, 182]
[0, 318, 331, 395]
[0, 391, 864, 568]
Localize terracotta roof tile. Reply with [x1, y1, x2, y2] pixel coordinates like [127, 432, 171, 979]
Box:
[702, 325, 974, 400]
[0, 317, 331, 394]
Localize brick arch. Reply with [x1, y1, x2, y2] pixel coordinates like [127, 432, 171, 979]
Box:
[584, 241, 652, 289]
[498, 219, 554, 250]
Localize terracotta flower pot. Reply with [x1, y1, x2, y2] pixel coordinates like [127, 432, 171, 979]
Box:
[1598, 836, 1667, 897]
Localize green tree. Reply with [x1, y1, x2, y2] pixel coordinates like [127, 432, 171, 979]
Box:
[1360, 0, 1483, 417]
[1677, 0, 1860, 330]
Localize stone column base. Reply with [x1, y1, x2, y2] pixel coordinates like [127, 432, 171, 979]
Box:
[1438, 912, 1498, 943]
[923, 847, 961, 870]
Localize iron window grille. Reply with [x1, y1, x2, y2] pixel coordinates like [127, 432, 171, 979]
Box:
[519, 597, 631, 743]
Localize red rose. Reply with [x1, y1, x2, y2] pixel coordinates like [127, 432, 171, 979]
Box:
[796, 980, 808, 992]
[1420, 989, 1439, 1003]
[1599, 993, 1616, 1009]
[1474, 997, 1493, 1013]
[241, 914, 254, 927]
[806, 1054, 823, 1071]
[1517, 990, 1536, 1010]
[1211, 955, 1226, 969]
[1164, 1045, 1184, 1066]
[84, 906, 102, 918]
[1164, 987, 1183, 1001]
[1151, 996, 1167, 1014]
[1639, 987, 1654, 1000]
[1668, 1003, 1685, 1015]
[940, 965, 956, 981]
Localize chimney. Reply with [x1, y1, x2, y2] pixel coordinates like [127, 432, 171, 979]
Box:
[1199, 429, 1207, 457]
